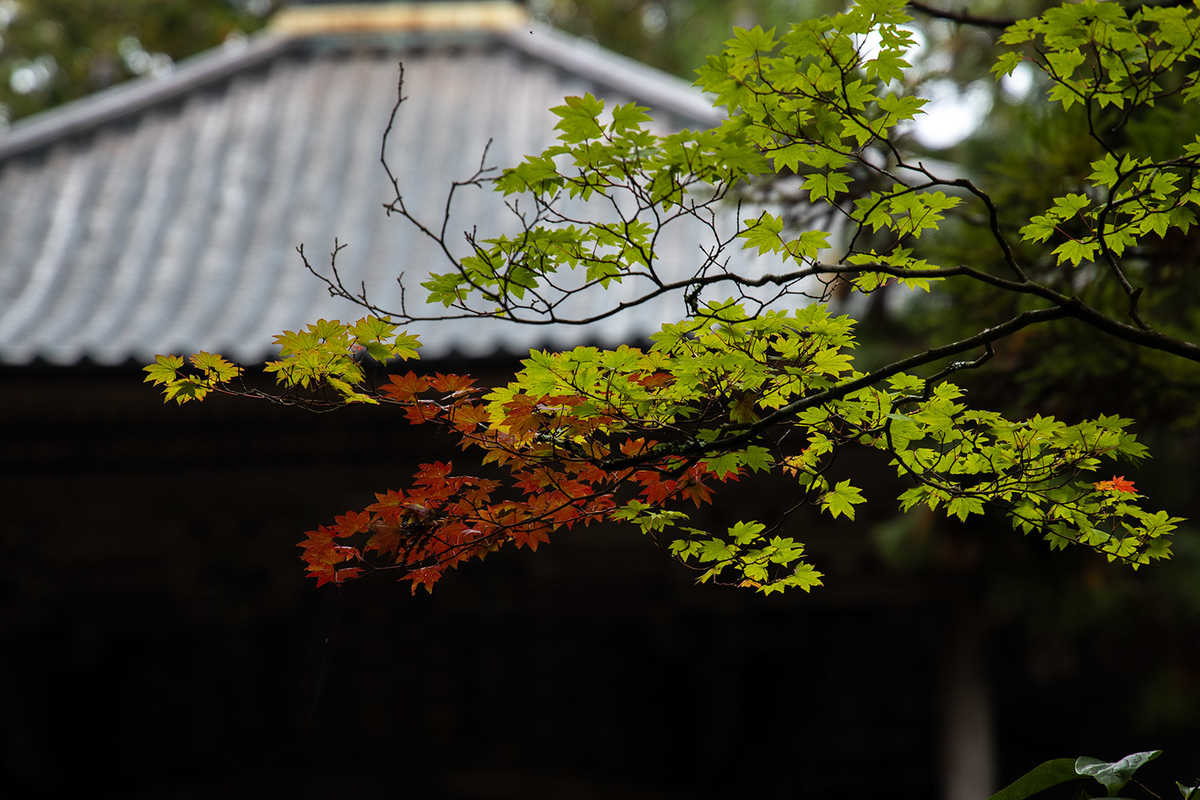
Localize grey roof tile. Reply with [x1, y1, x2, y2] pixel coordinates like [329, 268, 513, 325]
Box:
[0, 15, 777, 367]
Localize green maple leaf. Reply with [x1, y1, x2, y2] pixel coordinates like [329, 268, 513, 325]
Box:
[739, 213, 784, 255]
[551, 93, 606, 143]
[143, 354, 184, 385]
[821, 480, 866, 520]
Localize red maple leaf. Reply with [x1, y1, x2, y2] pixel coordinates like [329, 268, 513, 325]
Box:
[510, 522, 552, 551]
[636, 470, 673, 504]
[366, 519, 405, 559]
[403, 401, 442, 425]
[298, 525, 341, 565]
[678, 478, 714, 507]
[380, 371, 430, 402]
[416, 461, 454, 481]
[307, 562, 338, 588]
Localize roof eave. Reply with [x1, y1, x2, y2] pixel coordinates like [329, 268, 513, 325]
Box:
[505, 24, 723, 128]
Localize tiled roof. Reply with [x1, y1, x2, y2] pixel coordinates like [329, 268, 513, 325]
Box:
[0, 3, 769, 366]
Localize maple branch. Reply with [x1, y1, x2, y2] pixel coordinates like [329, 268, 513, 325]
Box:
[906, 0, 1193, 32]
[904, 1, 1016, 30]
[599, 305, 1071, 470]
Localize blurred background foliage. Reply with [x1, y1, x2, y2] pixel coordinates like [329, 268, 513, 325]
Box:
[527, 0, 842, 77]
[0, 0, 275, 127]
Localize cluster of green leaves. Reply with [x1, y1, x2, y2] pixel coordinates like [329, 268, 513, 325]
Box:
[263, 317, 421, 404]
[997, 3, 1200, 281]
[423, 91, 770, 320]
[885, 380, 1177, 565]
[995, 2, 1200, 113]
[145, 317, 419, 406]
[1021, 155, 1199, 269]
[419, 0, 989, 332]
[144, 351, 240, 404]
[701, 4, 921, 144]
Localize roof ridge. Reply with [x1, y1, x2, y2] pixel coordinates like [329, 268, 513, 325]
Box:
[0, 16, 721, 164]
[271, 1, 529, 35]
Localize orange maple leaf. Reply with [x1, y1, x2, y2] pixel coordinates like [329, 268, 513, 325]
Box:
[332, 510, 371, 537]
[449, 403, 490, 433]
[429, 373, 476, 394]
[1093, 475, 1137, 494]
[380, 371, 430, 402]
[404, 566, 444, 594]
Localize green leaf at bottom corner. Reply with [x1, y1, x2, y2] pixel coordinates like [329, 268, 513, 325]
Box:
[986, 758, 1079, 800]
[1075, 750, 1161, 796]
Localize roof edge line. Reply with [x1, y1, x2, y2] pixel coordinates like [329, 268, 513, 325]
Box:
[504, 24, 724, 128]
[0, 32, 295, 162]
[271, 1, 528, 35]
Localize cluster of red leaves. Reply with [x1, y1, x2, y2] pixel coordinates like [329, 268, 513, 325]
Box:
[298, 371, 721, 592]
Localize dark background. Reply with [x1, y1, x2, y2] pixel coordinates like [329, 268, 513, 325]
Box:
[4, 362, 1198, 798]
